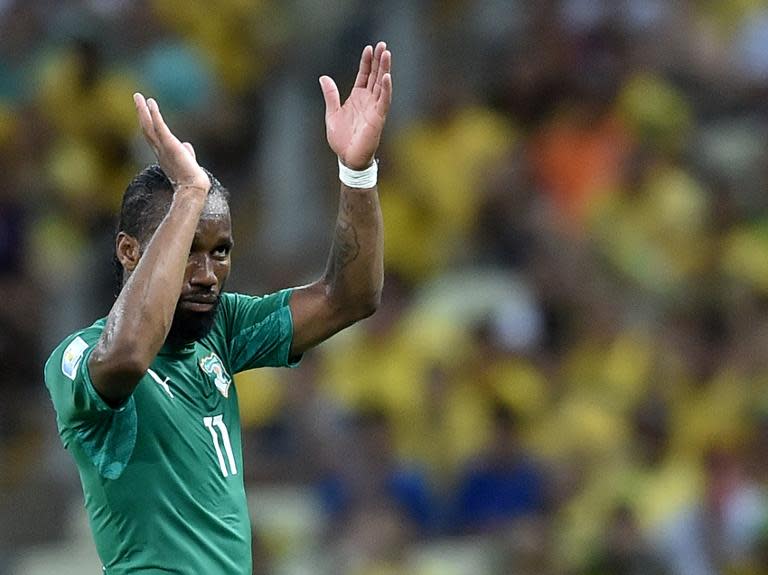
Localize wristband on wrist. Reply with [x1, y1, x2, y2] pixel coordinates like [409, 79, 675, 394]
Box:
[338, 158, 378, 188]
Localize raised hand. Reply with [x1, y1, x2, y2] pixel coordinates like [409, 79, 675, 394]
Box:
[133, 93, 210, 192]
[319, 42, 393, 171]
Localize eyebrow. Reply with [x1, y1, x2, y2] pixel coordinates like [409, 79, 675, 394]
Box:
[191, 234, 234, 248]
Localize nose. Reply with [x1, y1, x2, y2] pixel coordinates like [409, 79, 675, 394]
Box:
[189, 254, 217, 289]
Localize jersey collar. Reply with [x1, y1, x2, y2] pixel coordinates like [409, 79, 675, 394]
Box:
[159, 340, 197, 356]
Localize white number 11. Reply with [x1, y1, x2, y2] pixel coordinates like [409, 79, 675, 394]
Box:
[203, 415, 238, 477]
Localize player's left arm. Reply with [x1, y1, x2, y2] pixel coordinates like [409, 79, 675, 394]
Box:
[289, 42, 392, 357]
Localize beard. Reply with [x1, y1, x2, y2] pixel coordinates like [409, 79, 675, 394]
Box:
[165, 297, 221, 348]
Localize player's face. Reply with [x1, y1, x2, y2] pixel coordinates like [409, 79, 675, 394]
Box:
[167, 198, 233, 345]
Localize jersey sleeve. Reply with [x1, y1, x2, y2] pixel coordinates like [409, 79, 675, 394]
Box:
[43, 326, 137, 479]
[217, 289, 300, 373]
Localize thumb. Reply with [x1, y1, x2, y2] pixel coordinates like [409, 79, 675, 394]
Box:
[319, 76, 340, 120]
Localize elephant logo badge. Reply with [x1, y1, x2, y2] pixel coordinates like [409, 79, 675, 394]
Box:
[200, 353, 232, 398]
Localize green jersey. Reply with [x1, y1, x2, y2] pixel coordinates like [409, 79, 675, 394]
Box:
[44, 289, 298, 574]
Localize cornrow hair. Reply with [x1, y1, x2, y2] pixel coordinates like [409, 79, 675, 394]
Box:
[112, 164, 229, 295]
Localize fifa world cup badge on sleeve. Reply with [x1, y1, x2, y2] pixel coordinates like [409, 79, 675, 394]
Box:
[200, 353, 232, 398]
[61, 336, 89, 380]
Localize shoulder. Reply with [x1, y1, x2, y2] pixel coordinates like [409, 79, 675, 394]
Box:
[215, 289, 294, 329]
[209, 289, 298, 372]
[219, 289, 293, 311]
[44, 320, 106, 384]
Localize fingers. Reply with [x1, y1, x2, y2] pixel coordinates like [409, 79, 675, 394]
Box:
[353, 45, 373, 89]
[319, 75, 341, 119]
[376, 73, 393, 117]
[134, 92, 160, 153]
[367, 41, 386, 90]
[134, 92, 180, 157]
[379, 48, 391, 85]
[372, 48, 391, 101]
[146, 97, 177, 148]
[132, 94, 208, 189]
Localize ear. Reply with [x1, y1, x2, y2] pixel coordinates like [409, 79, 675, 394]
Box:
[116, 232, 141, 274]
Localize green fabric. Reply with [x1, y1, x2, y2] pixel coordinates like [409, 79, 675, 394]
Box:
[44, 289, 296, 574]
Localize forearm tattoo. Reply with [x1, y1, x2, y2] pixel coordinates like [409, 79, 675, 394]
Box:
[330, 191, 361, 275]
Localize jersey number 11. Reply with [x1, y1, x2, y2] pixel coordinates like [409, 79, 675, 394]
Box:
[203, 415, 238, 477]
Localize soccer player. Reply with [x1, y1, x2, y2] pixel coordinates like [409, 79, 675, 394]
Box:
[43, 42, 392, 574]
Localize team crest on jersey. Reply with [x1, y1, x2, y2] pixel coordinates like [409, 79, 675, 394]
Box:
[200, 353, 232, 398]
[61, 336, 89, 380]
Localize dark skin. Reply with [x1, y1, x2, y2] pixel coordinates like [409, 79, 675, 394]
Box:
[89, 42, 392, 405]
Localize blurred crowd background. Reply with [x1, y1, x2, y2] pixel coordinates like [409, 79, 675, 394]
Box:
[5, 0, 768, 573]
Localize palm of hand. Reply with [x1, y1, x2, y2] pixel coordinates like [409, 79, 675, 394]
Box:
[327, 86, 386, 170]
[321, 42, 392, 171]
[133, 93, 210, 190]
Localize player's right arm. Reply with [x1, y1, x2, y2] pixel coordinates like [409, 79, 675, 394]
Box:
[88, 94, 210, 406]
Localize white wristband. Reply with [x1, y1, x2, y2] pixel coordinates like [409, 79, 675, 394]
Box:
[338, 158, 378, 188]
